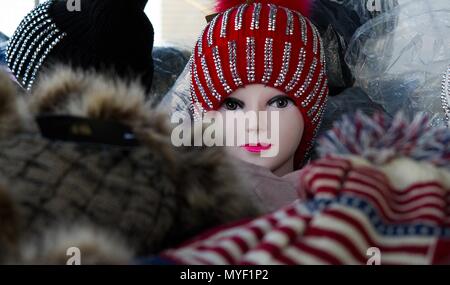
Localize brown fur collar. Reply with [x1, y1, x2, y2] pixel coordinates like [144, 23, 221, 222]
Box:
[29, 66, 169, 133]
[0, 70, 30, 137]
[0, 66, 172, 138]
[0, 66, 260, 264]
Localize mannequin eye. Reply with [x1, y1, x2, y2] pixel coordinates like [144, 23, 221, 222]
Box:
[268, 95, 296, 109]
[221, 98, 243, 111]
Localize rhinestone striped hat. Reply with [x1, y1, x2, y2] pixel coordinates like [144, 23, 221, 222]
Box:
[190, 0, 328, 166]
[6, 0, 154, 92]
[442, 65, 450, 127]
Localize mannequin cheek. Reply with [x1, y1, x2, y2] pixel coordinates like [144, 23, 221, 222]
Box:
[275, 109, 305, 157]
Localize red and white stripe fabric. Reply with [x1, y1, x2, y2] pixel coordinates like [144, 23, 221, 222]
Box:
[161, 156, 450, 265]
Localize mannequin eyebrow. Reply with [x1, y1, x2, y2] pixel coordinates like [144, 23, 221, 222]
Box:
[267, 94, 296, 105]
[224, 97, 245, 107]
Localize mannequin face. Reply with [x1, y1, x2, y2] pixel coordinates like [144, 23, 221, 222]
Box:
[210, 84, 304, 176]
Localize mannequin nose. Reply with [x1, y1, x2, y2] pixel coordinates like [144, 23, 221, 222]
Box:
[246, 117, 258, 133]
[245, 111, 269, 133]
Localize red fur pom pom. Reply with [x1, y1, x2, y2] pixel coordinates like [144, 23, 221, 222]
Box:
[214, 0, 312, 17]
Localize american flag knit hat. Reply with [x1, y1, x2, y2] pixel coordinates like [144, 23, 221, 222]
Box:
[189, 0, 328, 167]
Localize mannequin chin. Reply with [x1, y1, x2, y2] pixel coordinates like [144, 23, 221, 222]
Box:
[212, 84, 304, 177]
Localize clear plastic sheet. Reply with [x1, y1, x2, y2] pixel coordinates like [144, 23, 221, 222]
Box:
[318, 86, 386, 134]
[149, 46, 191, 106]
[158, 57, 193, 120]
[0, 32, 8, 66]
[311, 0, 399, 94]
[346, 0, 450, 127]
[312, 0, 399, 43]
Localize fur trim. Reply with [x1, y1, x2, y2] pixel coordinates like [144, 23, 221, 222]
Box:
[0, 184, 20, 263]
[0, 69, 30, 138]
[1, 66, 259, 260]
[30, 65, 174, 159]
[29, 66, 158, 132]
[18, 225, 132, 265]
[134, 121, 261, 249]
[161, 145, 260, 247]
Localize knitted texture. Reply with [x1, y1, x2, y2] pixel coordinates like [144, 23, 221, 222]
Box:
[6, 0, 154, 91]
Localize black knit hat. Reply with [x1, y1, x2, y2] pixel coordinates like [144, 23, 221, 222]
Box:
[6, 0, 154, 91]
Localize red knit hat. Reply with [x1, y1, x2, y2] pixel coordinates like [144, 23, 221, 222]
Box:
[190, 0, 328, 167]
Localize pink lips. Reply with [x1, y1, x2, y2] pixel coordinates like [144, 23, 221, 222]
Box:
[241, 143, 272, 153]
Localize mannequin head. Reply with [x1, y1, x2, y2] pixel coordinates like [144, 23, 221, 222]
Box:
[212, 84, 304, 176]
[189, 1, 328, 170]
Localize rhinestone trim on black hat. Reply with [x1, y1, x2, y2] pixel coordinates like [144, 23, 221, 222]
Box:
[442, 65, 450, 127]
[6, 0, 67, 91]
